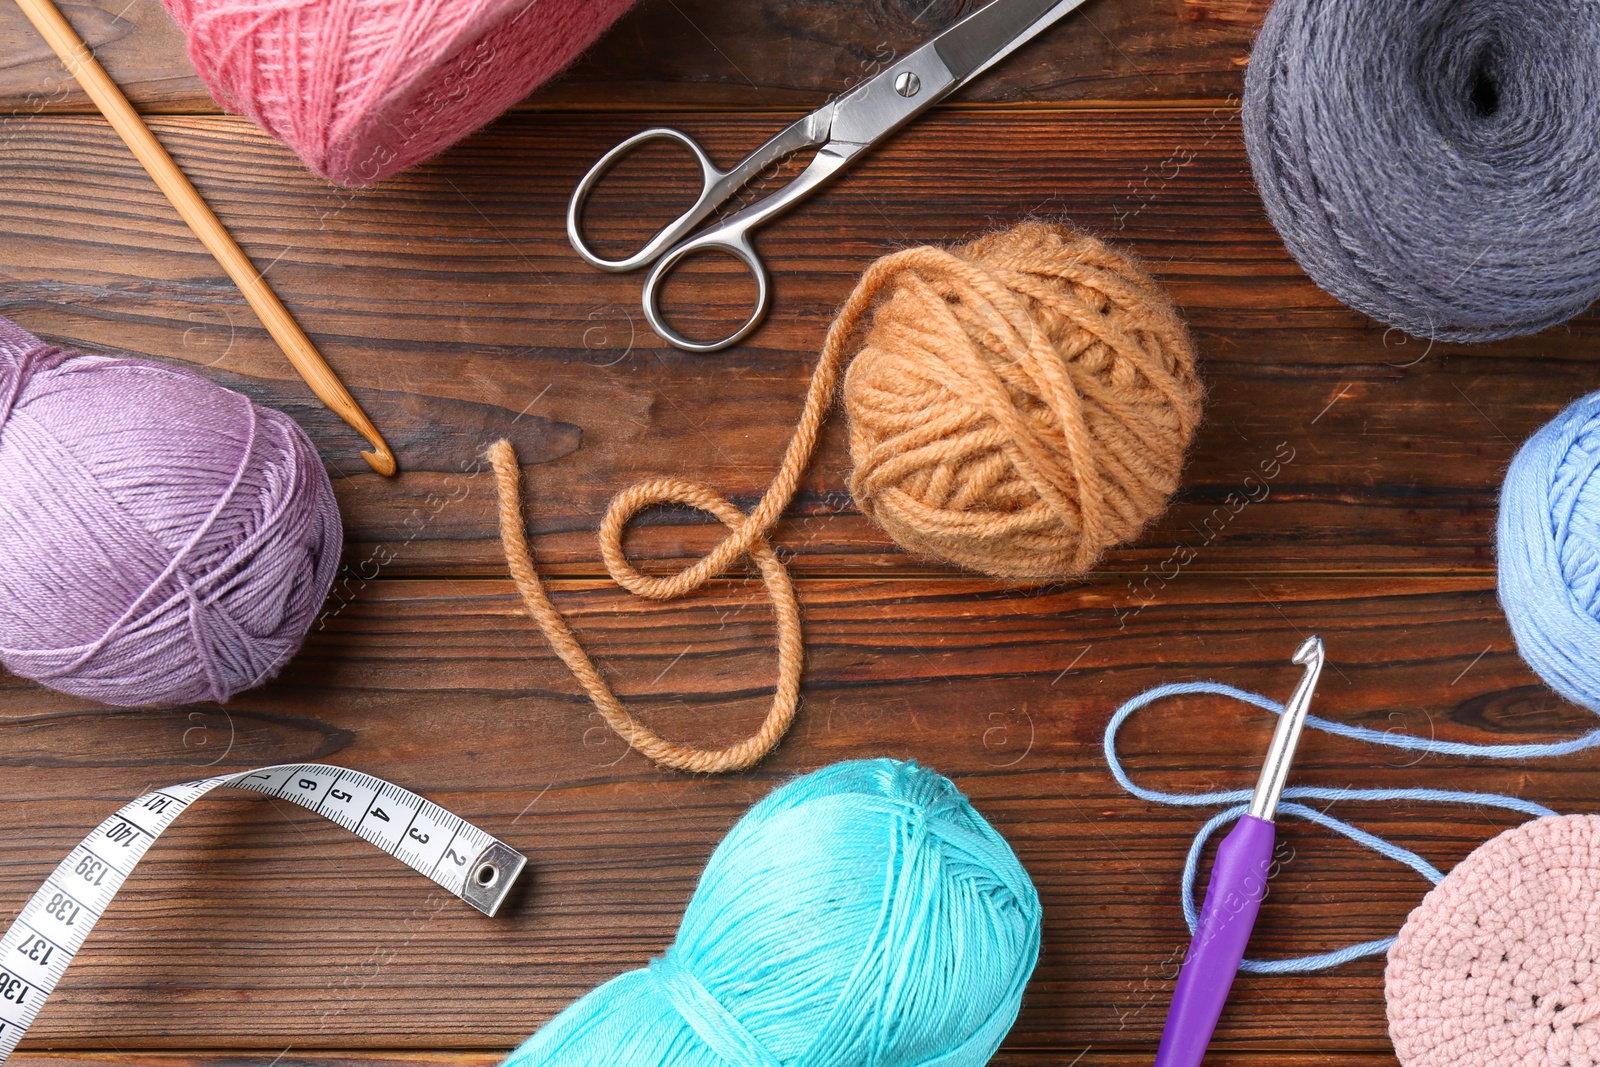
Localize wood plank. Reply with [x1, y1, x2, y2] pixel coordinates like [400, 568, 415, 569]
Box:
[0, 5, 1479, 1064]
[0, 0, 1264, 114]
[0, 575, 1588, 1054]
[5, 1053, 1403, 1066]
[3, 111, 1591, 577]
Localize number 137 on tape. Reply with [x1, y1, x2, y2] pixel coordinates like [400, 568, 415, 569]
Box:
[0, 764, 527, 1062]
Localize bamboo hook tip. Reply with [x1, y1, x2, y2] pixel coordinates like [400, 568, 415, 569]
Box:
[14, 0, 402, 479]
[361, 442, 398, 477]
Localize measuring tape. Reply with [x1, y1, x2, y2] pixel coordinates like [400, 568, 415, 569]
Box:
[0, 763, 527, 1062]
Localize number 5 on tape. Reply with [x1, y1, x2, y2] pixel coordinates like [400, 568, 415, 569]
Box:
[0, 764, 527, 1062]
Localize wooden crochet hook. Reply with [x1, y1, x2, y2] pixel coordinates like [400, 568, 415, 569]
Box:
[12, 0, 397, 476]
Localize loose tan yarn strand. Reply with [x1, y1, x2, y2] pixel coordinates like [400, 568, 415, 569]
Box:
[491, 439, 803, 773]
[486, 254, 914, 772]
[595, 249, 923, 599]
[490, 222, 1201, 770]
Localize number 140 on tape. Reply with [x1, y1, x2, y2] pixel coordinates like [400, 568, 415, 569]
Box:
[0, 763, 528, 1062]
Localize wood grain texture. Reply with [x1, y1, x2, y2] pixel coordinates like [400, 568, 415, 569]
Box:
[2, 2, 1592, 1064]
[0, 0, 1264, 114]
[0, 576, 1587, 1057]
[4, 1055, 1406, 1067]
[4, 1054, 1405, 1066]
[3, 111, 1593, 577]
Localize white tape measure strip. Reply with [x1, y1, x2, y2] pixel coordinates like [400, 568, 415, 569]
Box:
[0, 763, 527, 1062]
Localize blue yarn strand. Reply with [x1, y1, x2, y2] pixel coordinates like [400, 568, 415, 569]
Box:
[1105, 680, 1573, 974]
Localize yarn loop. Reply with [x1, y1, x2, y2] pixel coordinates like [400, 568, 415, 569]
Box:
[491, 440, 802, 775]
[501, 759, 1042, 1067]
[1243, 0, 1600, 341]
[0, 318, 341, 706]
[1104, 679, 1599, 973]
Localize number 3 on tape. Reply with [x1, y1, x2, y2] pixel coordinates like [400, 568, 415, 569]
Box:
[0, 764, 527, 1062]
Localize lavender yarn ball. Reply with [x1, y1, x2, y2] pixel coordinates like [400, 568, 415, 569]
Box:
[0, 318, 342, 706]
[1243, 0, 1600, 342]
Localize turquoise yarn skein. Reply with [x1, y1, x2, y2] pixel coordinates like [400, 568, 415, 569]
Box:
[502, 759, 1041, 1067]
[1499, 390, 1600, 711]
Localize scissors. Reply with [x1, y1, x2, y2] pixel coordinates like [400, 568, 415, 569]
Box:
[567, 0, 1091, 352]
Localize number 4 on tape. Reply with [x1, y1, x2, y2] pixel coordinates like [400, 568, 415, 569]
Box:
[0, 763, 527, 1062]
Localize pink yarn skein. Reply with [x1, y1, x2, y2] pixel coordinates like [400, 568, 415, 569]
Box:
[1387, 815, 1600, 1067]
[162, 0, 638, 187]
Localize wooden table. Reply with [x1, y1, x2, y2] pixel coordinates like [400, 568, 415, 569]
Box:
[1, 1, 1596, 1064]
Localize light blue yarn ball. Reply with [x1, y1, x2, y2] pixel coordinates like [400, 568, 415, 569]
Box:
[1499, 391, 1600, 711]
[502, 759, 1041, 1067]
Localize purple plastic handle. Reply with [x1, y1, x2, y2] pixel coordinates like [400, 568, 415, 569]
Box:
[1153, 814, 1277, 1067]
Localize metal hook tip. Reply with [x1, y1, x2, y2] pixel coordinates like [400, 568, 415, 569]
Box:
[1247, 635, 1326, 822]
[1292, 635, 1324, 668]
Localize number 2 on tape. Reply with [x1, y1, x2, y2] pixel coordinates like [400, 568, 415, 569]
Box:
[0, 763, 527, 1062]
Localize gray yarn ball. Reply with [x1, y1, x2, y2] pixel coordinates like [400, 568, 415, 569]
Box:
[1242, 0, 1600, 343]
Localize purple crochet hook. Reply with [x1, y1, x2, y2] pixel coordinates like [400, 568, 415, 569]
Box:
[1152, 635, 1325, 1067]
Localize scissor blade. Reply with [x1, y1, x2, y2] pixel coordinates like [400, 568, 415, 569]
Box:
[933, 0, 1090, 85]
[825, 0, 1084, 145]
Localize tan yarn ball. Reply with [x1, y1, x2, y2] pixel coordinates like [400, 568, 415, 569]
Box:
[842, 222, 1204, 581]
[486, 222, 1203, 772]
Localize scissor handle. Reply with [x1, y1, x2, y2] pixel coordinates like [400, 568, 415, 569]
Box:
[570, 116, 854, 352]
[567, 127, 738, 273]
[640, 227, 770, 353]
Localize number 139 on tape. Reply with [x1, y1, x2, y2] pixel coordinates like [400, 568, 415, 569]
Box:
[0, 764, 528, 1062]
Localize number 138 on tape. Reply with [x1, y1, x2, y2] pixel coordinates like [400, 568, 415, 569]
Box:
[0, 764, 528, 1062]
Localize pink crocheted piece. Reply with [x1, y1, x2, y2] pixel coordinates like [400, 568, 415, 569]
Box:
[1387, 815, 1600, 1067]
[161, 0, 637, 186]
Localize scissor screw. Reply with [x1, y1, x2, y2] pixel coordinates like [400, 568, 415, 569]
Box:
[895, 71, 922, 97]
